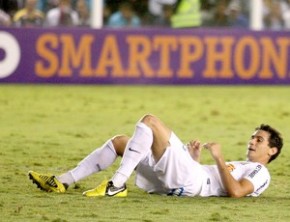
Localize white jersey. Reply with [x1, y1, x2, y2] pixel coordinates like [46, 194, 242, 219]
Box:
[135, 132, 271, 197]
[200, 161, 271, 197]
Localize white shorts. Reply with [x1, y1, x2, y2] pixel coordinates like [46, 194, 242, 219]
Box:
[135, 132, 205, 196]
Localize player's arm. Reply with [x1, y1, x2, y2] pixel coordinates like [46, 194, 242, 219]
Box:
[203, 142, 254, 198]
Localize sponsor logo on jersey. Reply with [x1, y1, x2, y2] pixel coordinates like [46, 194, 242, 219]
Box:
[254, 179, 268, 195]
[249, 165, 262, 178]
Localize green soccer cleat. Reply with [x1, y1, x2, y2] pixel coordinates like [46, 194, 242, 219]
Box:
[28, 171, 67, 193]
[83, 179, 128, 197]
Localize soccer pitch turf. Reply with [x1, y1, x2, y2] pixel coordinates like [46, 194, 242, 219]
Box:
[1, 85, 290, 222]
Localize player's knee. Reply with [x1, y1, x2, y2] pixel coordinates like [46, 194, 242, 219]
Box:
[140, 114, 159, 129]
[111, 135, 129, 156]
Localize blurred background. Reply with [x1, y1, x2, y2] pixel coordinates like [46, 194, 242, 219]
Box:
[0, 0, 289, 30]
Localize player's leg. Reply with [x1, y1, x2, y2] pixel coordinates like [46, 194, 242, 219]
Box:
[28, 135, 129, 193]
[58, 135, 129, 186]
[150, 133, 204, 196]
[142, 114, 171, 162]
[134, 121, 204, 196]
[107, 114, 171, 195]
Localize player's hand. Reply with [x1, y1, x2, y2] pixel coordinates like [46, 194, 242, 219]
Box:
[203, 142, 222, 160]
[187, 140, 202, 162]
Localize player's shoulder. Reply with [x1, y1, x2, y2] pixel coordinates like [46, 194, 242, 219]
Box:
[227, 160, 253, 166]
[228, 161, 268, 171]
[244, 161, 270, 179]
[228, 160, 265, 166]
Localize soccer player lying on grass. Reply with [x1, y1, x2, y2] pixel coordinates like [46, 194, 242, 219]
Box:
[29, 114, 283, 198]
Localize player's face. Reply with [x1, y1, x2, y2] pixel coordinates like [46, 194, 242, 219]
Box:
[246, 130, 272, 163]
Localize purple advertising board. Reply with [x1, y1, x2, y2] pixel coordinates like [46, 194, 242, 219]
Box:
[0, 27, 289, 84]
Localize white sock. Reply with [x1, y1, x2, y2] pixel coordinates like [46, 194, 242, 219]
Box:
[112, 122, 153, 187]
[57, 139, 117, 186]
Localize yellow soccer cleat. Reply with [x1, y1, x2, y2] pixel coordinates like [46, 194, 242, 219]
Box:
[83, 180, 128, 197]
[28, 171, 67, 193]
[82, 179, 108, 197]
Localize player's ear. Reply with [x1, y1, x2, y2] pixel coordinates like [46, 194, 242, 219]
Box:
[268, 147, 278, 157]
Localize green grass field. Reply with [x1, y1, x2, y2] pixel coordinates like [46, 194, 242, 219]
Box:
[1, 85, 290, 222]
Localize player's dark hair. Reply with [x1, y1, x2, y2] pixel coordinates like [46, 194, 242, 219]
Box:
[256, 124, 283, 163]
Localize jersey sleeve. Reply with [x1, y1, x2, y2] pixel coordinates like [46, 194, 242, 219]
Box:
[244, 164, 270, 197]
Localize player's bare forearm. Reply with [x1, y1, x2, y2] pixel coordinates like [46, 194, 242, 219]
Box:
[214, 156, 246, 197]
[203, 142, 254, 198]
